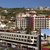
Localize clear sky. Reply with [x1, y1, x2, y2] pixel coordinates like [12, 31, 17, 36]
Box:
[0, 0, 50, 8]
[41, 29, 50, 36]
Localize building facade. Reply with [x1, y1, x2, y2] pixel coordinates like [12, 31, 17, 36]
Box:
[0, 30, 40, 50]
[34, 15, 46, 30]
[46, 16, 50, 29]
[16, 13, 34, 30]
[16, 11, 50, 31]
[33, 15, 50, 30]
[16, 13, 28, 30]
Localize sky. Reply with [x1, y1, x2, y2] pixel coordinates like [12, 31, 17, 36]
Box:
[0, 0, 50, 8]
[41, 29, 50, 36]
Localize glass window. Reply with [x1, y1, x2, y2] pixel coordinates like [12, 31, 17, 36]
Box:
[25, 36, 27, 38]
[28, 36, 30, 39]
[5, 37, 6, 38]
[10, 34, 11, 36]
[24, 39, 26, 42]
[34, 37, 37, 39]
[17, 35, 18, 37]
[31, 37, 33, 39]
[14, 38, 15, 40]
[34, 41, 37, 43]
[16, 38, 18, 40]
[27, 40, 32, 42]
[22, 36, 24, 38]
[21, 39, 23, 41]
[33, 44, 37, 46]
[19, 39, 20, 40]
[12, 34, 13, 36]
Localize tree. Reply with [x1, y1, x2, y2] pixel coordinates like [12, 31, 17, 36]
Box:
[26, 27, 32, 34]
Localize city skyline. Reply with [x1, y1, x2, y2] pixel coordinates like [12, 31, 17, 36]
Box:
[0, 0, 50, 8]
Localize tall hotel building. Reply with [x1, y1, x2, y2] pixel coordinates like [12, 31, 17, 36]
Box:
[34, 15, 50, 30]
[46, 16, 50, 29]
[16, 11, 50, 30]
[16, 13, 27, 30]
[35, 15, 46, 30]
[16, 12, 34, 30]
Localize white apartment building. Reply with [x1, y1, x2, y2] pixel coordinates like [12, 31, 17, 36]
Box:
[34, 15, 46, 30]
[46, 16, 50, 29]
[0, 30, 40, 50]
[16, 13, 28, 30]
[16, 11, 37, 31]
[49, 19, 50, 29]
[34, 15, 50, 30]
[29, 11, 50, 30]
[16, 11, 50, 31]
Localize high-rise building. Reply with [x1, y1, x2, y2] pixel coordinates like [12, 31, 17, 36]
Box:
[16, 11, 50, 31]
[33, 15, 50, 30]
[16, 13, 28, 30]
[16, 12, 34, 30]
[34, 15, 46, 30]
[29, 11, 50, 30]
[46, 16, 50, 29]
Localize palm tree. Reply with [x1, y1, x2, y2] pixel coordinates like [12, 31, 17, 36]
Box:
[44, 34, 46, 39]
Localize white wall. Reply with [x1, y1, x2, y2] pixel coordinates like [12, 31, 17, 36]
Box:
[49, 19, 50, 29]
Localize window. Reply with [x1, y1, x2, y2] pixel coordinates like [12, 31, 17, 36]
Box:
[22, 36, 24, 38]
[28, 36, 30, 39]
[34, 41, 37, 43]
[31, 37, 33, 39]
[25, 36, 27, 38]
[21, 39, 23, 41]
[34, 37, 37, 39]
[14, 38, 15, 40]
[33, 44, 37, 46]
[19, 39, 20, 40]
[27, 40, 32, 42]
[5, 37, 6, 38]
[16, 38, 18, 40]
[10, 34, 11, 36]
[24, 39, 26, 42]
[17, 35, 18, 37]
[12, 34, 13, 36]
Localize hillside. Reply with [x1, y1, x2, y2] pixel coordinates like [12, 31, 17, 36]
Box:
[0, 7, 50, 18]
